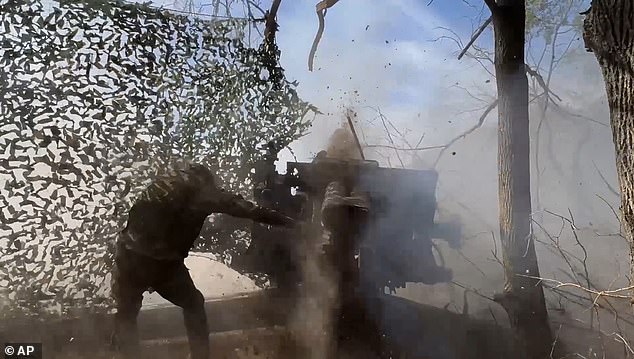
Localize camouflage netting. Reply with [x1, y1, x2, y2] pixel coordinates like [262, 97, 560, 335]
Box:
[0, 0, 316, 317]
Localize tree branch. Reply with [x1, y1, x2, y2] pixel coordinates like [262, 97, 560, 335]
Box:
[246, 0, 266, 16]
[593, 161, 620, 197]
[308, 0, 340, 71]
[364, 144, 446, 152]
[433, 98, 499, 167]
[377, 109, 405, 168]
[525, 64, 562, 102]
[458, 16, 492, 60]
[483, 0, 498, 13]
[517, 274, 634, 300]
[451, 280, 496, 302]
[264, 0, 282, 45]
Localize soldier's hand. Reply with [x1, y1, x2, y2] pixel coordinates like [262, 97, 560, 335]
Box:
[280, 215, 298, 228]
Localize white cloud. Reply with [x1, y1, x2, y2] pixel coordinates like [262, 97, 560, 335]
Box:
[391, 0, 452, 34]
[271, 0, 493, 164]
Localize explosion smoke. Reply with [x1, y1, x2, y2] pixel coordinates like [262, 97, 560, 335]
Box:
[287, 118, 363, 358]
[325, 120, 363, 160]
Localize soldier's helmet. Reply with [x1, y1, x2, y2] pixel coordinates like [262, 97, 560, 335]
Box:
[177, 161, 217, 188]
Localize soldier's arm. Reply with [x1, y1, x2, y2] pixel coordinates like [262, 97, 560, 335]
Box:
[220, 191, 296, 227]
[192, 186, 296, 227]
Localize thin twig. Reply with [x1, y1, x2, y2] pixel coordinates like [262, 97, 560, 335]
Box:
[451, 280, 496, 302]
[429, 35, 464, 51]
[414, 133, 426, 148]
[593, 161, 620, 197]
[595, 194, 621, 226]
[614, 332, 634, 355]
[488, 306, 499, 326]
[456, 249, 487, 277]
[532, 219, 583, 286]
[377, 109, 405, 168]
[489, 231, 504, 268]
[525, 65, 562, 102]
[246, 0, 265, 15]
[363, 144, 446, 152]
[543, 209, 579, 230]
[550, 324, 563, 359]
[546, 285, 634, 327]
[518, 274, 634, 299]
[434, 26, 464, 48]
[551, 104, 610, 128]
[433, 99, 498, 167]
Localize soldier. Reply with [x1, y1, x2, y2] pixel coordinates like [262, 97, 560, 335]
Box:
[110, 162, 296, 359]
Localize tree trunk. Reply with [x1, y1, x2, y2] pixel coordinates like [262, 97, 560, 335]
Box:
[583, 1, 634, 307]
[486, 0, 553, 357]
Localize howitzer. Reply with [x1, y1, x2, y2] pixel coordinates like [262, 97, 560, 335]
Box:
[235, 147, 462, 295]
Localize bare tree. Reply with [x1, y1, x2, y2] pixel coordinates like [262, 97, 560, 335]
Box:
[304, 2, 554, 354]
[582, 1, 634, 308]
[483, 0, 553, 357]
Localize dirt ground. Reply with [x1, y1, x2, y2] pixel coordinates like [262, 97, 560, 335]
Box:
[53, 327, 284, 359]
[54, 326, 383, 359]
[48, 295, 519, 359]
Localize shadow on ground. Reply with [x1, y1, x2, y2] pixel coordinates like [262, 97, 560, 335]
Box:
[2, 290, 523, 359]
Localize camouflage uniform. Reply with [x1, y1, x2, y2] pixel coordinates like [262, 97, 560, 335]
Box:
[110, 163, 294, 359]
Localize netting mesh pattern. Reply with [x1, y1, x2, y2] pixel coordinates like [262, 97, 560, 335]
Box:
[0, 0, 314, 317]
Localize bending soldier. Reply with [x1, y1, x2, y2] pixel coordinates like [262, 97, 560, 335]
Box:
[110, 162, 295, 359]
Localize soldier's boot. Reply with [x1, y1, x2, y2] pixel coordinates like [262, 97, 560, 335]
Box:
[112, 311, 142, 359]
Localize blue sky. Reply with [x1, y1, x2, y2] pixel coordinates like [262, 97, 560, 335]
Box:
[131, 0, 589, 164]
[49, 0, 590, 164]
[63, 0, 499, 165]
[270, 0, 496, 161]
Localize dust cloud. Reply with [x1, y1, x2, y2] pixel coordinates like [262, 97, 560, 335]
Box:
[324, 116, 364, 161]
[3, 0, 633, 357]
[280, 58, 631, 358]
[268, 1, 633, 354]
[286, 228, 339, 359]
[286, 118, 364, 359]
